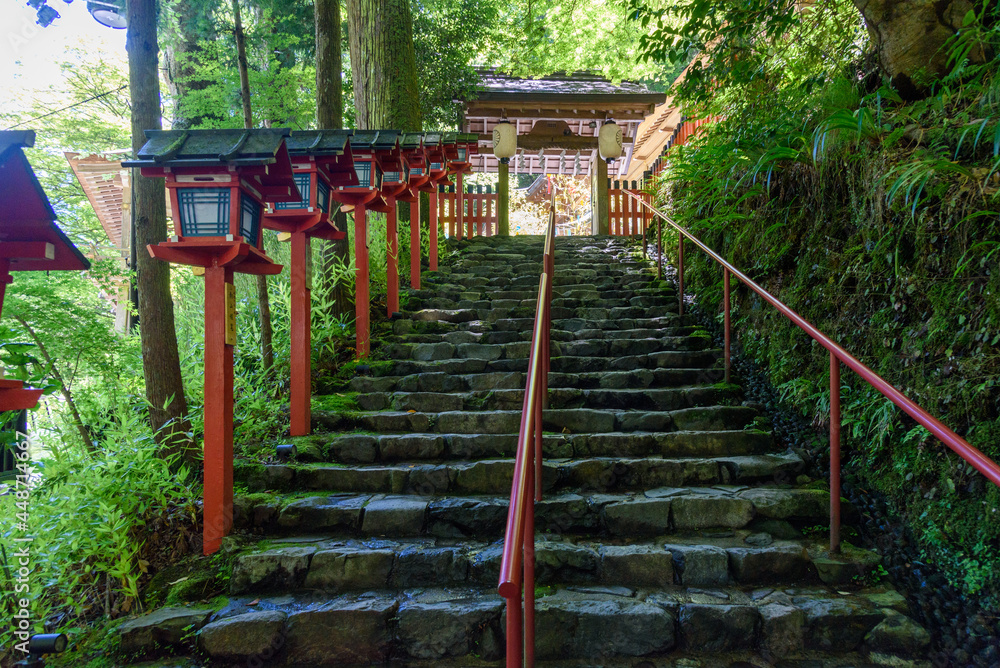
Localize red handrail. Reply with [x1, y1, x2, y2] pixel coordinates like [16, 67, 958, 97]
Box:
[499, 196, 556, 668]
[625, 191, 1000, 552]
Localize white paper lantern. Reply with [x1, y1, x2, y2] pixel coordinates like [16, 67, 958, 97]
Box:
[598, 120, 623, 163]
[493, 121, 517, 164]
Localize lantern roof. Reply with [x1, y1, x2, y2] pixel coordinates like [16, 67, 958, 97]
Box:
[0, 130, 90, 272]
[400, 133, 424, 150]
[124, 128, 299, 202]
[351, 130, 401, 152]
[126, 128, 295, 168]
[286, 129, 353, 155]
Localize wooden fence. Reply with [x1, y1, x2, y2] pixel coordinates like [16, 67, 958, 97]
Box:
[438, 185, 499, 238]
[608, 181, 650, 236]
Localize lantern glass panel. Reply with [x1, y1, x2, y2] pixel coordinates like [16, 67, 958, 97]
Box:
[410, 166, 424, 176]
[177, 187, 230, 236]
[457, 148, 467, 162]
[317, 178, 330, 213]
[355, 160, 373, 187]
[373, 164, 384, 190]
[430, 162, 443, 171]
[240, 194, 262, 245]
[384, 170, 403, 184]
[275, 172, 312, 210]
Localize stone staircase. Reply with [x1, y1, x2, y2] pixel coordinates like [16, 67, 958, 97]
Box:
[120, 235, 930, 667]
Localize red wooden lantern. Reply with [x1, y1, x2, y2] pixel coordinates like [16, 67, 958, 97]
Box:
[376, 134, 427, 315]
[445, 132, 480, 239]
[264, 129, 355, 438]
[416, 134, 447, 274]
[124, 128, 299, 556]
[0, 131, 90, 412]
[329, 130, 401, 358]
[398, 134, 428, 292]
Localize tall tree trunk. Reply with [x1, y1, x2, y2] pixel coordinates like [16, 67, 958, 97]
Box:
[852, 0, 983, 98]
[127, 0, 194, 461]
[316, 0, 352, 316]
[162, 0, 224, 128]
[231, 0, 276, 383]
[346, 0, 422, 131]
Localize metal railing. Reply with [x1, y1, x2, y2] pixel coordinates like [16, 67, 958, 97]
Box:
[498, 196, 555, 668]
[625, 191, 1000, 553]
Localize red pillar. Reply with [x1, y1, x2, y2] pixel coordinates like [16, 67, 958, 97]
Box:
[457, 172, 465, 239]
[203, 264, 234, 555]
[429, 190, 438, 271]
[355, 204, 370, 358]
[410, 199, 421, 290]
[290, 232, 311, 437]
[387, 197, 399, 316]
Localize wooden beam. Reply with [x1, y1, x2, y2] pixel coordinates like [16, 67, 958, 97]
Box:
[465, 105, 651, 121]
[476, 134, 633, 151]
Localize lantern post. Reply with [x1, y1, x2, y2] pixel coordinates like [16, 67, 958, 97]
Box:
[0, 131, 91, 413]
[492, 120, 517, 237]
[396, 134, 430, 297]
[330, 131, 400, 358]
[426, 133, 455, 266]
[264, 130, 356, 437]
[124, 128, 300, 555]
[372, 138, 410, 317]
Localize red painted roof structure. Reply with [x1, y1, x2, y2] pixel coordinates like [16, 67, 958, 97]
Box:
[0, 131, 91, 272]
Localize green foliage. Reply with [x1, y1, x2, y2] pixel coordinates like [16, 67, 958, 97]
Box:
[650, 0, 1000, 608]
[0, 404, 199, 650]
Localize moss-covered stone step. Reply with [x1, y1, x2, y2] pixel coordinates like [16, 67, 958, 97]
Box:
[294, 429, 775, 464]
[354, 386, 741, 413]
[405, 293, 678, 312]
[403, 303, 680, 324]
[226, 533, 881, 596]
[311, 405, 761, 435]
[383, 335, 709, 363]
[371, 349, 721, 377]
[235, 486, 833, 539]
[115, 585, 927, 665]
[347, 367, 722, 394]
[381, 326, 702, 348]
[236, 451, 804, 496]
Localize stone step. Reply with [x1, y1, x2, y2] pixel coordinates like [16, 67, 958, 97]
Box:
[347, 367, 722, 394]
[121, 585, 925, 664]
[374, 349, 721, 377]
[404, 303, 679, 325]
[228, 533, 882, 596]
[237, 451, 804, 496]
[381, 325, 702, 347]
[312, 405, 759, 435]
[235, 486, 832, 539]
[296, 429, 776, 464]
[355, 386, 744, 413]
[385, 335, 709, 362]
[406, 294, 677, 312]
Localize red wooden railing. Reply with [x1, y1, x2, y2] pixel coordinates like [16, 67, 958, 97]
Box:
[624, 191, 1000, 554]
[498, 194, 555, 668]
[438, 185, 499, 238]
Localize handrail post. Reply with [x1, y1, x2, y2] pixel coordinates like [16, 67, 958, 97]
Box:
[830, 351, 841, 554]
[724, 268, 731, 384]
[678, 234, 684, 317]
[526, 410, 538, 667]
[506, 586, 523, 668]
[657, 217, 663, 280]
